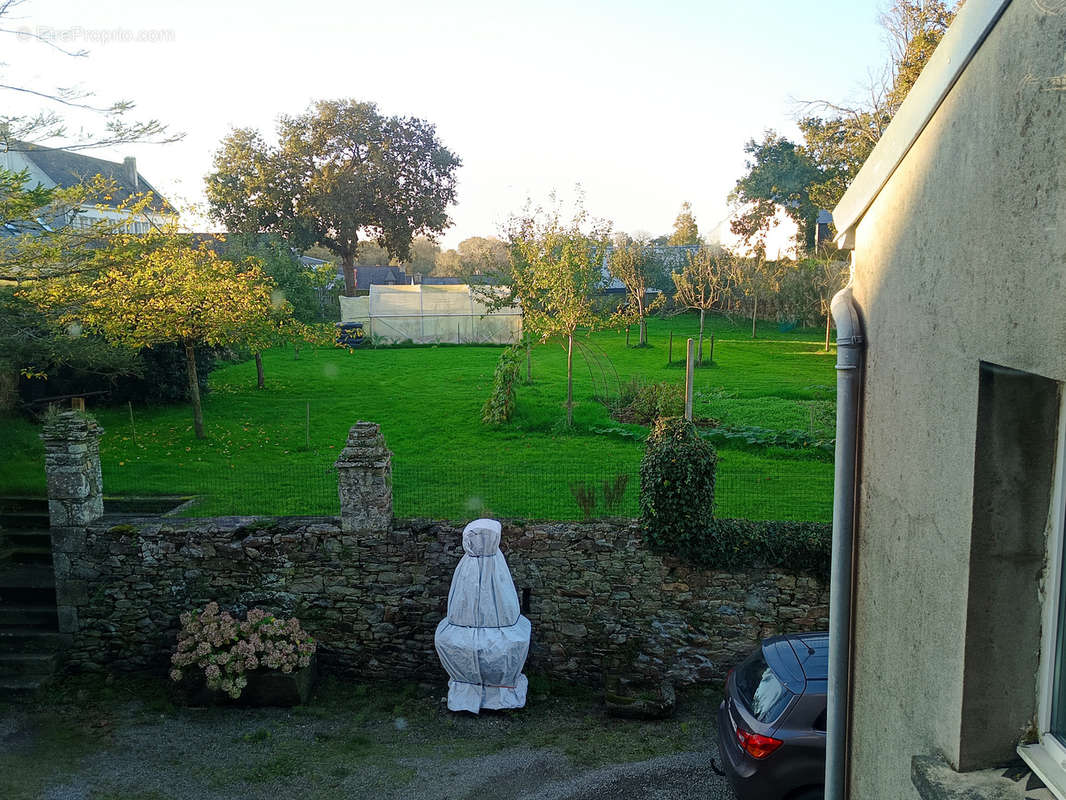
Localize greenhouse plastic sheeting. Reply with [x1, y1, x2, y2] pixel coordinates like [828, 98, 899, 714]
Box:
[434, 518, 530, 713]
[340, 284, 521, 345]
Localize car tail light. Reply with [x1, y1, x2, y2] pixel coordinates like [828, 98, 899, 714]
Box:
[735, 727, 783, 759]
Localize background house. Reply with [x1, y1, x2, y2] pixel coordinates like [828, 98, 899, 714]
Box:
[1, 143, 174, 232]
[830, 0, 1066, 797]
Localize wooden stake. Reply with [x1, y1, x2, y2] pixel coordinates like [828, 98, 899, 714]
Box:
[625, 327, 630, 347]
[685, 338, 694, 422]
[128, 401, 137, 444]
[709, 334, 715, 364]
[668, 331, 673, 365]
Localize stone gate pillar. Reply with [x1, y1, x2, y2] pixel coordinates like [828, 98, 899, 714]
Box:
[335, 421, 392, 532]
[40, 410, 105, 528]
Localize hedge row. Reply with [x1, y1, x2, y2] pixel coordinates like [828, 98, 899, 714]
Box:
[675, 518, 832, 582]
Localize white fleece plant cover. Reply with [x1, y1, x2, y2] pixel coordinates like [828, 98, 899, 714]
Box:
[434, 518, 530, 713]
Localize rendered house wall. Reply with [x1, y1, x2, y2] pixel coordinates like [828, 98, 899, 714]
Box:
[844, 1, 1066, 796]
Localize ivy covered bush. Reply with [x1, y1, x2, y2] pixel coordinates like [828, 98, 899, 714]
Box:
[639, 415, 831, 579]
[481, 345, 521, 425]
[639, 416, 718, 559]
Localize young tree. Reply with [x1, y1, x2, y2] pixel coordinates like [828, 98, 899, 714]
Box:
[24, 241, 285, 438]
[205, 100, 461, 297]
[812, 251, 850, 350]
[667, 202, 701, 246]
[671, 248, 732, 365]
[608, 239, 664, 347]
[727, 255, 774, 339]
[502, 199, 611, 426]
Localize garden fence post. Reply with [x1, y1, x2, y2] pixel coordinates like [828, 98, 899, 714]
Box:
[685, 339, 694, 421]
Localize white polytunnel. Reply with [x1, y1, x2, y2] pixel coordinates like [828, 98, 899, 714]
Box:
[434, 518, 531, 713]
[339, 284, 521, 345]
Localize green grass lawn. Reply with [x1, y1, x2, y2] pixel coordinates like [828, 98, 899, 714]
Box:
[0, 314, 836, 521]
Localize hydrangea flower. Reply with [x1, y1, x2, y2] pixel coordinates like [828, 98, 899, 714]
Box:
[169, 603, 316, 700]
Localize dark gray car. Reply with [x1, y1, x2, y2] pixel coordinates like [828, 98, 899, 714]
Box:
[715, 632, 828, 800]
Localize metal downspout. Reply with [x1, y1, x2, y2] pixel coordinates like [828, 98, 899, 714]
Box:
[826, 273, 865, 800]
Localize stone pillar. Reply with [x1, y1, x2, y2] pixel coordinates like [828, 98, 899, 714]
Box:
[40, 410, 105, 528]
[335, 421, 392, 532]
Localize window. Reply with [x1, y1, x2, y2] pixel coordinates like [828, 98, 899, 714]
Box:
[735, 649, 794, 724]
[1019, 384, 1066, 798]
[958, 363, 1059, 771]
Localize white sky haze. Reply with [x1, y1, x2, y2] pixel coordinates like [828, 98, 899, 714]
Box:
[4, 0, 890, 248]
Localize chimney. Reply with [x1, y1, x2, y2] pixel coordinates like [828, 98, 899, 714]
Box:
[122, 156, 138, 190]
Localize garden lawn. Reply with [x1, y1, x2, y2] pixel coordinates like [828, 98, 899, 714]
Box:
[0, 314, 836, 521]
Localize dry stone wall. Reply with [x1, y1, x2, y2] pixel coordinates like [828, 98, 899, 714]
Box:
[55, 514, 829, 687]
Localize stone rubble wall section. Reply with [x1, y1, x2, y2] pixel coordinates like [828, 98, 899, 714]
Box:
[55, 516, 829, 686]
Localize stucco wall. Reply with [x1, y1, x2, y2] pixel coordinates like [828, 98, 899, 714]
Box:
[52, 515, 828, 688]
[847, 1, 1066, 797]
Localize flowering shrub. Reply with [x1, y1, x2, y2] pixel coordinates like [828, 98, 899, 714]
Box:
[169, 602, 316, 699]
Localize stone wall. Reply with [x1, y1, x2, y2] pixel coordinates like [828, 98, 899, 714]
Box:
[55, 514, 828, 686]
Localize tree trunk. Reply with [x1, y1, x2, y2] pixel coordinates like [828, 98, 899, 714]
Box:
[293, 344, 300, 361]
[751, 295, 758, 339]
[255, 352, 265, 389]
[825, 312, 831, 351]
[698, 308, 706, 366]
[342, 256, 357, 297]
[638, 297, 647, 346]
[566, 333, 574, 427]
[185, 343, 205, 440]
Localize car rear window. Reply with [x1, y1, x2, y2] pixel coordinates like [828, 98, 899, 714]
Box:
[735, 649, 795, 723]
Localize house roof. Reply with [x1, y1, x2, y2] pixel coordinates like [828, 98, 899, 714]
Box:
[334, 265, 412, 291]
[832, 0, 1013, 248]
[14, 143, 173, 214]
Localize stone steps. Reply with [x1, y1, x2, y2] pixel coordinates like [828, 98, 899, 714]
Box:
[0, 604, 58, 628]
[0, 497, 64, 699]
[0, 628, 69, 652]
[1, 529, 52, 549]
[0, 676, 50, 696]
[0, 511, 50, 530]
[0, 652, 59, 678]
[0, 564, 54, 590]
[0, 544, 54, 565]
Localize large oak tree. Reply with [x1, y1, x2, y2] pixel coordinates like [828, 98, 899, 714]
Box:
[205, 100, 461, 296]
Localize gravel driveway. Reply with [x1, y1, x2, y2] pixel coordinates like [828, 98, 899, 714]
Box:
[2, 675, 737, 800]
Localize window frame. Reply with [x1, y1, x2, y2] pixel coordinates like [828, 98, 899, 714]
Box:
[1019, 389, 1066, 798]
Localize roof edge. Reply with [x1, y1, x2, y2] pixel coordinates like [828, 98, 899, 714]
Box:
[833, 0, 1014, 248]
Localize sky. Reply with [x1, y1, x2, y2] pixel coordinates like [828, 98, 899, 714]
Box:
[3, 0, 891, 249]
